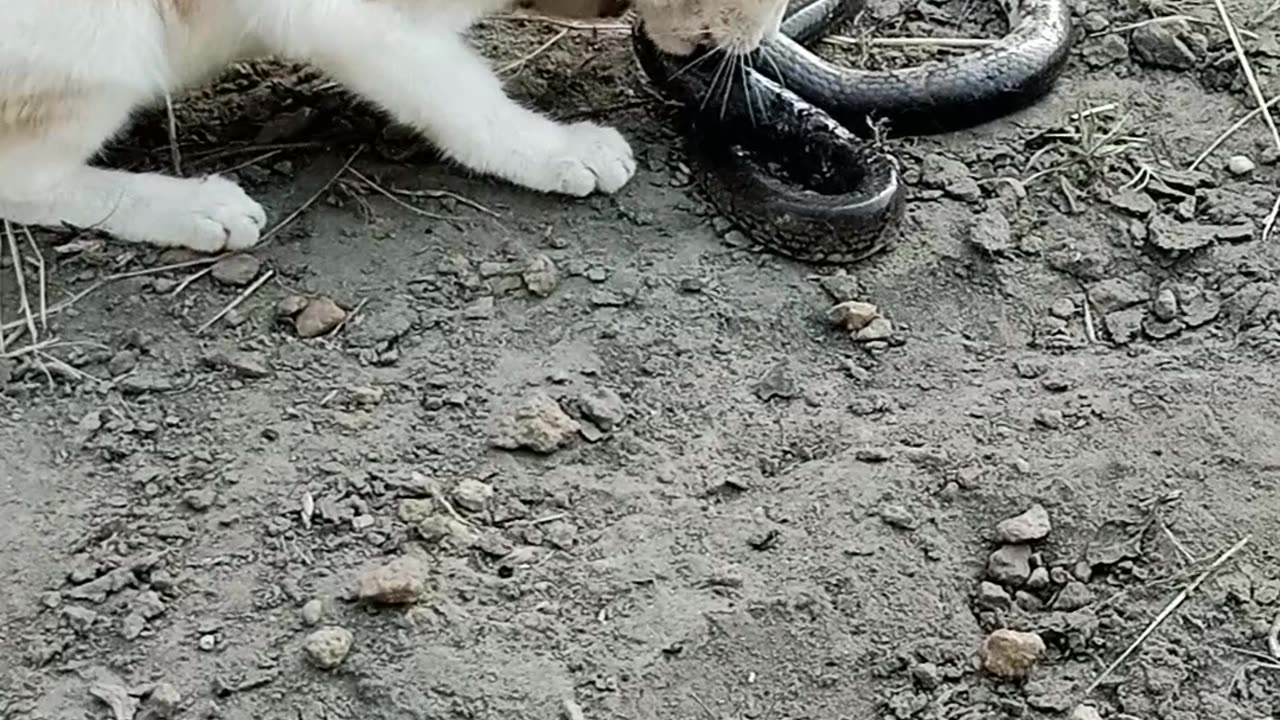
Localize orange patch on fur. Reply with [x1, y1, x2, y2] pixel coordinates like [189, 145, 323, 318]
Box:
[0, 91, 74, 137]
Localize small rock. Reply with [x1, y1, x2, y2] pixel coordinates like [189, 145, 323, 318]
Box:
[120, 612, 146, 639]
[995, 504, 1052, 543]
[295, 297, 347, 338]
[976, 581, 1012, 611]
[522, 254, 560, 297]
[276, 295, 310, 318]
[1152, 287, 1179, 321]
[398, 498, 435, 525]
[463, 296, 496, 319]
[89, 682, 140, 720]
[878, 504, 918, 530]
[203, 350, 272, 379]
[1131, 20, 1199, 69]
[452, 479, 494, 513]
[355, 556, 429, 605]
[107, 350, 139, 377]
[1027, 566, 1051, 590]
[304, 626, 354, 670]
[137, 682, 181, 720]
[854, 317, 895, 342]
[987, 545, 1033, 585]
[1089, 277, 1145, 314]
[1108, 187, 1155, 216]
[211, 254, 262, 286]
[197, 634, 216, 651]
[1071, 705, 1104, 720]
[910, 663, 940, 690]
[579, 387, 626, 431]
[347, 385, 384, 406]
[1048, 297, 1076, 319]
[182, 488, 216, 512]
[1034, 407, 1064, 429]
[855, 446, 895, 463]
[827, 301, 879, 331]
[969, 208, 1014, 254]
[1226, 155, 1256, 176]
[981, 628, 1046, 679]
[752, 362, 799, 401]
[1053, 581, 1096, 611]
[489, 391, 581, 454]
[300, 599, 323, 626]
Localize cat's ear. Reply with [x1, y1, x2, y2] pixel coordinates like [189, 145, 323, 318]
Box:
[516, 0, 630, 19]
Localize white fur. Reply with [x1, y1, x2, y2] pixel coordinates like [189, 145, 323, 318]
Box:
[0, 0, 641, 252]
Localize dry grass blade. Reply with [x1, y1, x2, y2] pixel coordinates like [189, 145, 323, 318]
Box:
[1211, 0, 1280, 154]
[21, 226, 47, 332]
[1263, 194, 1280, 244]
[1084, 535, 1251, 695]
[347, 168, 459, 222]
[499, 28, 570, 75]
[195, 269, 275, 335]
[1189, 94, 1280, 170]
[4, 220, 39, 347]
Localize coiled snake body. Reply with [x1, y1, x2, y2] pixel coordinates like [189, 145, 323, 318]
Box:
[631, 0, 1074, 263]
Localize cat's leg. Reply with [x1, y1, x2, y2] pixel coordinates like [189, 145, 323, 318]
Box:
[0, 90, 266, 252]
[258, 1, 636, 196]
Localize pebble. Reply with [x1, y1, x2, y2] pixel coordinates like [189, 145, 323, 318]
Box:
[1152, 287, 1179, 321]
[451, 479, 494, 513]
[921, 153, 981, 201]
[197, 634, 217, 651]
[182, 488, 216, 512]
[136, 682, 181, 720]
[304, 626, 354, 669]
[827, 301, 879, 331]
[987, 545, 1033, 586]
[203, 350, 272, 379]
[1227, 155, 1256, 176]
[210, 254, 262, 286]
[107, 350, 139, 377]
[1105, 307, 1145, 345]
[878, 503, 918, 530]
[300, 599, 323, 625]
[276, 295, 310, 318]
[1034, 408, 1064, 429]
[976, 581, 1012, 611]
[1089, 277, 1145, 314]
[578, 387, 627, 431]
[398, 498, 435, 525]
[295, 297, 347, 338]
[1027, 566, 1051, 590]
[355, 555, 429, 605]
[910, 663, 940, 690]
[1108, 187, 1155, 217]
[981, 628, 1046, 679]
[1070, 705, 1104, 720]
[995, 504, 1052, 543]
[1048, 297, 1076, 319]
[489, 391, 581, 454]
[1131, 20, 1199, 69]
[854, 317, 895, 342]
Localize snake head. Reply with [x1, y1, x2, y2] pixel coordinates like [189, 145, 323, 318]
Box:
[634, 0, 788, 55]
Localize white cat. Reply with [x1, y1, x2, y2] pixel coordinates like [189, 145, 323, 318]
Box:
[0, 0, 786, 253]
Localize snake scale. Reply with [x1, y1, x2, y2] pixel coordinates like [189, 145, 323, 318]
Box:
[631, 0, 1075, 263]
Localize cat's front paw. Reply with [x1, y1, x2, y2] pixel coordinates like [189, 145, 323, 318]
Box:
[118, 175, 268, 254]
[526, 122, 637, 197]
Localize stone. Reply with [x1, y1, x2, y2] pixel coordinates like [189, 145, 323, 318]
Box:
[1105, 307, 1145, 345]
[355, 556, 429, 605]
[1152, 287, 1179, 321]
[489, 391, 581, 454]
[1071, 705, 1104, 720]
[981, 628, 1046, 679]
[976, 581, 1012, 611]
[522, 254, 560, 297]
[301, 599, 323, 625]
[827, 301, 879, 331]
[579, 387, 626, 431]
[295, 297, 347, 338]
[210, 254, 262, 286]
[1089, 277, 1145, 314]
[1226, 155, 1256, 176]
[995, 504, 1052, 543]
[1131, 20, 1199, 69]
[921, 154, 981, 201]
[854, 317, 895, 342]
[1027, 567, 1051, 590]
[1108, 187, 1155, 216]
[451, 479, 494, 513]
[969, 208, 1015, 254]
[304, 626, 354, 669]
[1053, 581, 1096, 611]
[203, 350, 272, 379]
[987, 545, 1033, 586]
[136, 682, 182, 720]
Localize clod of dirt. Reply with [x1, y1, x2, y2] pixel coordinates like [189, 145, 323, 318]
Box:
[1108, 187, 1155, 217]
[522, 254, 560, 297]
[452, 479, 494, 513]
[752, 363, 799, 401]
[987, 545, 1033, 585]
[398, 498, 435, 525]
[136, 682, 181, 720]
[355, 555, 429, 605]
[1130, 20, 1201, 69]
[980, 628, 1046, 679]
[921, 153, 981, 201]
[1148, 215, 1217, 252]
[300, 599, 323, 626]
[976, 581, 1012, 611]
[489, 391, 581, 453]
[578, 387, 627, 431]
[1152, 287, 1179, 321]
[1089, 278, 1145, 314]
[827, 301, 879, 331]
[304, 626, 354, 670]
[211, 254, 262, 286]
[878, 504, 918, 530]
[294, 297, 347, 338]
[969, 208, 1014, 255]
[995, 504, 1051, 543]
[89, 682, 139, 720]
[1227, 155, 1256, 176]
[1105, 307, 1145, 345]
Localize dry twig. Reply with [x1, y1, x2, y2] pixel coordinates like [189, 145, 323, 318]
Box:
[195, 269, 275, 335]
[1211, 0, 1280, 154]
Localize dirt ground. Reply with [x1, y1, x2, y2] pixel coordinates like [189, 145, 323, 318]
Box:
[3, 0, 1280, 718]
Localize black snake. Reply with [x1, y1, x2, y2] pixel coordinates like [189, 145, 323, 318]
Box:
[631, 0, 1075, 263]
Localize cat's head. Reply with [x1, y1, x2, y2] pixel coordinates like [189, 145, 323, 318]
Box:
[633, 0, 788, 55]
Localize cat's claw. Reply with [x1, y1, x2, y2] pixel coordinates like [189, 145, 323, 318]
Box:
[526, 121, 637, 197]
